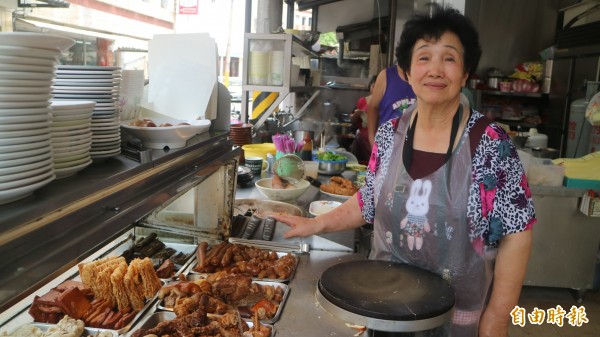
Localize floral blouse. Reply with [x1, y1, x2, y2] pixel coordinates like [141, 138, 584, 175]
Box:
[357, 111, 536, 248]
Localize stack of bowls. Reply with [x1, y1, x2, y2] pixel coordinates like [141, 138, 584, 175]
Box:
[0, 32, 74, 205]
[53, 65, 122, 161]
[230, 123, 253, 161]
[50, 100, 95, 179]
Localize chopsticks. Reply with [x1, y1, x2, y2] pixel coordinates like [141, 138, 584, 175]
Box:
[272, 133, 305, 154]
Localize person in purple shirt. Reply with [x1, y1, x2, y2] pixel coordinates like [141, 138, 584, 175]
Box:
[366, 64, 416, 146]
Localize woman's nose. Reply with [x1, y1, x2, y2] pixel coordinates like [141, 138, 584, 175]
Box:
[428, 58, 444, 77]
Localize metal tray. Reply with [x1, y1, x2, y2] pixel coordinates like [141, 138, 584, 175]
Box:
[126, 311, 247, 337]
[187, 250, 299, 283]
[158, 242, 197, 280]
[125, 311, 175, 337]
[245, 321, 276, 337]
[8, 322, 119, 337]
[27, 280, 159, 335]
[156, 279, 289, 325]
[115, 291, 160, 334]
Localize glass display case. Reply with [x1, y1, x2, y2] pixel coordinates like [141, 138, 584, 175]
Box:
[0, 130, 240, 321]
[241, 33, 322, 130]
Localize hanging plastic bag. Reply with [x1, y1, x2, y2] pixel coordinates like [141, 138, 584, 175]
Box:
[586, 91, 600, 125]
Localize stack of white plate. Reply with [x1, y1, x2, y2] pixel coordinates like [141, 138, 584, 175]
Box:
[50, 100, 95, 179]
[53, 65, 122, 161]
[0, 32, 74, 205]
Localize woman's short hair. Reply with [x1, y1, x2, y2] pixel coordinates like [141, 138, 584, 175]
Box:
[368, 75, 377, 89]
[396, 3, 481, 77]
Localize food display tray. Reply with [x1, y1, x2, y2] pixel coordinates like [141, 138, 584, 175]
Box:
[246, 321, 276, 337]
[156, 279, 289, 325]
[127, 311, 276, 337]
[126, 311, 249, 337]
[159, 242, 197, 279]
[27, 279, 160, 335]
[8, 322, 119, 337]
[186, 251, 299, 283]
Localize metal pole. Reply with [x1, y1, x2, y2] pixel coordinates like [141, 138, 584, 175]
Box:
[245, 0, 252, 33]
[312, 6, 319, 32]
[387, 0, 397, 66]
[285, 0, 294, 29]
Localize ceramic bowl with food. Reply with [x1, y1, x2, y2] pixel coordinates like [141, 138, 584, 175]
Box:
[121, 118, 211, 149]
[309, 200, 342, 216]
[255, 178, 310, 202]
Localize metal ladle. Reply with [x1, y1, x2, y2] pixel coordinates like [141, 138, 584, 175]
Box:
[273, 154, 305, 184]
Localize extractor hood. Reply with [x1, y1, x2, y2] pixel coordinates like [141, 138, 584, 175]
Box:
[296, 0, 344, 11]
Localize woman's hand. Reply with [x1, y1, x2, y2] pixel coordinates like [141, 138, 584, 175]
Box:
[272, 195, 367, 239]
[270, 213, 324, 238]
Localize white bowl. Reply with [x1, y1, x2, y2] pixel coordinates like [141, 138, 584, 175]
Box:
[255, 178, 311, 202]
[121, 118, 211, 149]
[309, 200, 342, 216]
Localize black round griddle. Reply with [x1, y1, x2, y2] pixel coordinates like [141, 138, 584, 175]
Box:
[317, 260, 455, 332]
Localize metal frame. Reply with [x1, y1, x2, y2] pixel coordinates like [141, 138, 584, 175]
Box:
[0, 132, 239, 312]
[18, 0, 70, 8]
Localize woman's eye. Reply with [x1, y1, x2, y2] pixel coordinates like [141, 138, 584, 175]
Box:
[418, 56, 429, 61]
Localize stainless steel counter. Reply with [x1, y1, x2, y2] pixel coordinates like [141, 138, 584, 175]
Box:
[235, 171, 358, 253]
[275, 251, 367, 336]
[525, 186, 600, 300]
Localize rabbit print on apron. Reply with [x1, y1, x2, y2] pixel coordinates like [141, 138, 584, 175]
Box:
[400, 179, 431, 251]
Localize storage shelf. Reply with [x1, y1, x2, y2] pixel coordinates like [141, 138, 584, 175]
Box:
[479, 90, 545, 98]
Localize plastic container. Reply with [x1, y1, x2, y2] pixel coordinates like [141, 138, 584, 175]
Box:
[242, 143, 276, 161]
[527, 158, 564, 186]
[525, 128, 548, 149]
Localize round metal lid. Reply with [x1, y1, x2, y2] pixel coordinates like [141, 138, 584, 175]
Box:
[318, 260, 454, 326]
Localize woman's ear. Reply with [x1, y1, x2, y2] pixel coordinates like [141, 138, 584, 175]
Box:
[461, 72, 468, 87]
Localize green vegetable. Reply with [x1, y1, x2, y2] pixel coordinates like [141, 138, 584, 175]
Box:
[316, 152, 347, 161]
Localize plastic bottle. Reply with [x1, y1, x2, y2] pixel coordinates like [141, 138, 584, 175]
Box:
[526, 128, 548, 149]
[300, 137, 313, 161]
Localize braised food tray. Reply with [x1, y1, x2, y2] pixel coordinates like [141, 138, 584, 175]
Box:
[156, 278, 289, 324]
[187, 242, 300, 282]
[127, 312, 275, 337]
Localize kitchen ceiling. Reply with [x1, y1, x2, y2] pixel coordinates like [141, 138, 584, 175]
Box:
[295, 0, 345, 11]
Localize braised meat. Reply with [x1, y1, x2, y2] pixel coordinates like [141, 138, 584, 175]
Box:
[210, 274, 252, 302]
[130, 308, 241, 337]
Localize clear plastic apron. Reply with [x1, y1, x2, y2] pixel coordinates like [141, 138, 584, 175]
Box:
[369, 100, 495, 337]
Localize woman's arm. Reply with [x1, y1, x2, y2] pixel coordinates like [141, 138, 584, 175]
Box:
[479, 229, 533, 337]
[272, 194, 366, 238]
[367, 69, 387, 146]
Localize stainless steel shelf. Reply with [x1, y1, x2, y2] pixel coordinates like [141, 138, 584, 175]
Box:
[479, 90, 546, 98]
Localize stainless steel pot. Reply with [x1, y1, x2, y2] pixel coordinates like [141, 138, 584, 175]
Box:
[488, 77, 500, 89]
[293, 130, 314, 144]
[317, 160, 347, 175]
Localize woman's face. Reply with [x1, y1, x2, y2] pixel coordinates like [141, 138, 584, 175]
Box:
[406, 31, 468, 106]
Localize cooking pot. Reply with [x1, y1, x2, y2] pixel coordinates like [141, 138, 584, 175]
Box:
[487, 69, 504, 89]
[488, 77, 501, 89]
[328, 122, 353, 135]
[293, 130, 314, 144]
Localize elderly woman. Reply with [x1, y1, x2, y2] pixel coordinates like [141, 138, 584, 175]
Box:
[273, 4, 535, 337]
